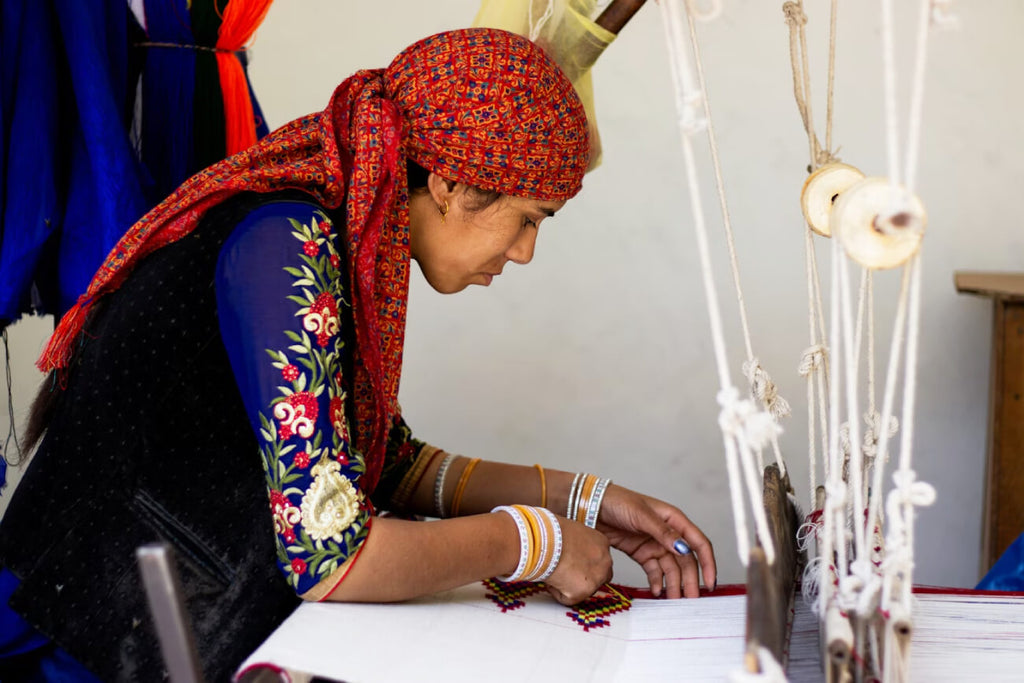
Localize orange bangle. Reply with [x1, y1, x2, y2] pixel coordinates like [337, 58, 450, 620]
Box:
[514, 504, 542, 580]
[576, 474, 597, 522]
[533, 464, 547, 508]
[449, 457, 481, 518]
[391, 445, 439, 512]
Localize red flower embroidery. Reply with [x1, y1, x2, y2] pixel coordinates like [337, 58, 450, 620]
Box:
[273, 391, 319, 440]
[269, 489, 291, 512]
[291, 558, 307, 575]
[303, 240, 319, 257]
[329, 396, 349, 443]
[283, 528, 296, 543]
[329, 254, 341, 269]
[293, 451, 311, 469]
[303, 292, 340, 347]
[318, 218, 332, 235]
[281, 364, 300, 381]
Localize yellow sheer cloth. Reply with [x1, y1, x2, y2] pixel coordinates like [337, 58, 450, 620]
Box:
[473, 0, 616, 170]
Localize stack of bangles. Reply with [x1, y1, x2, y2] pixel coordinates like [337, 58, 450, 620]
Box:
[492, 505, 563, 582]
[566, 473, 612, 529]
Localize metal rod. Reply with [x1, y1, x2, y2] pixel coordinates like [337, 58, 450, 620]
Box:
[137, 543, 205, 683]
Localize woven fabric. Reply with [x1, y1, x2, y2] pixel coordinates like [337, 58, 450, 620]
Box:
[37, 27, 588, 493]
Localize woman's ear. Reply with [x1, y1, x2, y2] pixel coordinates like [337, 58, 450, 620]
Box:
[426, 172, 458, 207]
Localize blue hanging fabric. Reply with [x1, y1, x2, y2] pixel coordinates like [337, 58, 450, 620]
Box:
[51, 0, 149, 316]
[0, 0, 273, 329]
[0, 0, 63, 326]
[141, 0, 197, 204]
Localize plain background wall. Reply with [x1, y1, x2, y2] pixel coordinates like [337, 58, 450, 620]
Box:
[2, 1, 1021, 588]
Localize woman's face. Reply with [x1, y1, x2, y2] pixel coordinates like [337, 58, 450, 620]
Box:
[409, 176, 566, 294]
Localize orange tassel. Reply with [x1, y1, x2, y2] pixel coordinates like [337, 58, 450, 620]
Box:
[36, 301, 91, 373]
[216, 0, 275, 155]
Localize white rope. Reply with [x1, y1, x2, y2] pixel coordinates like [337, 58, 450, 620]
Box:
[838, 255, 867, 560]
[863, 263, 912, 569]
[684, 0, 791, 485]
[880, 0, 902, 190]
[658, 0, 779, 565]
[904, 0, 933, 192]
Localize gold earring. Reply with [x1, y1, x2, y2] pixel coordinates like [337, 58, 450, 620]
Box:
[438, 200, 449, 223]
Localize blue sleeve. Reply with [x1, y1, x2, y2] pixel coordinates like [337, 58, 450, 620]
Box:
[215, 199, 371, 595]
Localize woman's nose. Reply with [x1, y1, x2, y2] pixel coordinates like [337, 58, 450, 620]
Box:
[506, 227, 538, 265]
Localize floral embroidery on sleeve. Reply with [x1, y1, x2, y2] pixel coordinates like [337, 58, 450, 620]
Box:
[257, 210, 371, 593]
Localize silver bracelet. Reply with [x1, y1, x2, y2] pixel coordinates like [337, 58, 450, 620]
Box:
[566, 472, 583, 519]
[433, 453, 456, 518]
[585, 478, 612, 529]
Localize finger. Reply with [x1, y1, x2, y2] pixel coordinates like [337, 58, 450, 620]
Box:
[659, 552, 683, 599]
[642, 557, 664, 597]
[686, 535, 717, 591]
[679, 552, 701, 598]
[646, 499, 718, 591]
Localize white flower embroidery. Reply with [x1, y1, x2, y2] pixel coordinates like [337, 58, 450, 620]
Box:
[300, 460, 363, 541]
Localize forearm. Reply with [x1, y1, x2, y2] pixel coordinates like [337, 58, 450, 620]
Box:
[320, 513, 519, 603]
[406, 453, 579, 519]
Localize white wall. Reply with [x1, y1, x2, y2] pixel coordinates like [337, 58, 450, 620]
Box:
[3, 0, 1021, 588]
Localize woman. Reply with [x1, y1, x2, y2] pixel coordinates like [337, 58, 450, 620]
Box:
[0, 28, 715, 681]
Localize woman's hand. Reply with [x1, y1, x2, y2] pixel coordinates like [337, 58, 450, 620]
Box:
[543, 517, 614, 606]
[595, 485, 716, 598]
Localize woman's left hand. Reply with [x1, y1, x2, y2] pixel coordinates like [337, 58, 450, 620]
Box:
[595, 485, 716, 598]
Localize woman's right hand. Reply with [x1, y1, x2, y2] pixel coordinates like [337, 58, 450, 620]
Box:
[543, 516, 613, 606]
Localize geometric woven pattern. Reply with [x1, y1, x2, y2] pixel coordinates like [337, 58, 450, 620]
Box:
[482, 579, 633, 631]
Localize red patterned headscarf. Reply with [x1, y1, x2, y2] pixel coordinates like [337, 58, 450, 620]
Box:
[37, 28, 589, 490]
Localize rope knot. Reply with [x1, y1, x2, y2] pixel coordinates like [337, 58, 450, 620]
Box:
[798, 344, 826, 376]
[891, 470, 936, 507]
[717, 387, 780, 450]
[742, 359, 791, 419]
[782, 2, 808, 27]
[837, 559, 883, 616]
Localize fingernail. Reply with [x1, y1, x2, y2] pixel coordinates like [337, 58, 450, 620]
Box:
[673, 539, 691, 555]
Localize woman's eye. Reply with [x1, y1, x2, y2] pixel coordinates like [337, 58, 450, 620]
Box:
[523, 217, 537, 228]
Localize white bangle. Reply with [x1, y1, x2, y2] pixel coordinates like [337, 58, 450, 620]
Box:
[535, 507, 563, 582]
[585, 478, 612, 529]
[493, 505, 530, 581]
[434, 454, 456, 518]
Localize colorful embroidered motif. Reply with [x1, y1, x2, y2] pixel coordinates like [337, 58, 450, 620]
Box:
[259, 210, 370, 593]
[482, 580, 633, 630]
[564, 587, 633, 632]
[483, 578, 546, 612]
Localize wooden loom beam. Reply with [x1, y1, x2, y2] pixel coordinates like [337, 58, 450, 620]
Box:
[745, 464, 802, 670]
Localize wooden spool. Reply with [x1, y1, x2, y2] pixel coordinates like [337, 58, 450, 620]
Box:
[831, 177, 926, 270]
[801, 162, 866, 237]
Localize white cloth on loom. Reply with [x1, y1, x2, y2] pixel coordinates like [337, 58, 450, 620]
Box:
[238, 585, 1024, 682]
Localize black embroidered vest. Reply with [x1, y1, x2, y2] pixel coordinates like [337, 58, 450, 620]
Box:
[0, 193, 342, 681]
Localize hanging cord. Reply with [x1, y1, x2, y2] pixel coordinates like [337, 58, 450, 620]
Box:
[2, 329, 26, 490]
[683, 0, 791, 484]
[658, 0, 777, 565]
